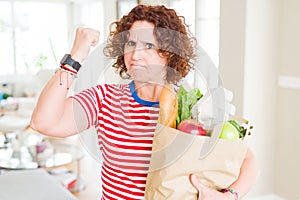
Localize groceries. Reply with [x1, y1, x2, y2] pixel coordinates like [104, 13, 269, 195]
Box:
[177, 118, 206, 136]
[158, 84, 250, 140]
[145, 84, 253, 199]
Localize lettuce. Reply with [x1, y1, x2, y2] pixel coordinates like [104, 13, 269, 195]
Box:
[176, 86, 202, 127]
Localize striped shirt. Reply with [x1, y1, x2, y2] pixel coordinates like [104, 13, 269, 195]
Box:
[72, 81, 160, 200]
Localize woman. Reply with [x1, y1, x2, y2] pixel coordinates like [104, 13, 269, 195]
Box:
[30, 4, 258, 200]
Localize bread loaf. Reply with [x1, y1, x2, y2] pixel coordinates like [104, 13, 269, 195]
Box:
[158, 84, 178, 128]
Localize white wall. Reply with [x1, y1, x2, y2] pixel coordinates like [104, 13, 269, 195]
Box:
[219, 0, 247, 117]
[243, 0, 280, 197]
[219, 1, 279, 198]
[276, 0, 300, 199]
[220, 0, 300, 199]
[220, 0, 279, 198]
[102, 0, 117, 40]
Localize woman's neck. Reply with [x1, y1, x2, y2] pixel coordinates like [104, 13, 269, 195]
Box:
[133, 81, 165, 102]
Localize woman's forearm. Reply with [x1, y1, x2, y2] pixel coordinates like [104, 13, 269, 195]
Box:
[228, 148, 259, 199]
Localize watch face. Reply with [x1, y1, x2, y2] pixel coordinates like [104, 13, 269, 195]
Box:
[60, 54, 81, 71]
[60, 54, 71, 64]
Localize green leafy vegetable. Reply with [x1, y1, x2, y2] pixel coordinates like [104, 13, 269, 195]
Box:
[228, 120, 253, 138]
[176, 86, 202, 127]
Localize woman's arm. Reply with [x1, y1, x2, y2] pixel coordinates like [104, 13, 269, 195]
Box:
[226, 148, 259, 198]
[30, 28, 100, 137]
[190, 148, 259, 199]
[30, 72, 83, 137]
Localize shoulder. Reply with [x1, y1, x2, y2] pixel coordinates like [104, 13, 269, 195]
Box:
[96, 83, 129, 90]
[94, 83, 130, 95]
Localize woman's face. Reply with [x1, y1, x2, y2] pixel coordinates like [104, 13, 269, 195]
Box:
[124, 20, 167, 84]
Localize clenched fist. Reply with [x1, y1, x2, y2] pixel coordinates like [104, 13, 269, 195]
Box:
[70, 27, 100, 64]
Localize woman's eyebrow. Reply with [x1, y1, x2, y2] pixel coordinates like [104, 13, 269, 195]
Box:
[139, 39, 157, 44]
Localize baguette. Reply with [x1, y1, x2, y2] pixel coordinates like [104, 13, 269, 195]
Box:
[158, 84, 178, 128]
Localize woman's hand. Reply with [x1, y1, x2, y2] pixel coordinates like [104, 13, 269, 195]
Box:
[70, 27, 100, 63]
[190, 174, 233, 200]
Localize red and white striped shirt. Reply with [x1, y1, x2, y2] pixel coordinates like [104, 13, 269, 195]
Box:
[72, 81, 159, 200]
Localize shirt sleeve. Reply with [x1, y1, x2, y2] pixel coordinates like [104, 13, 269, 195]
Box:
[70, 85, 106, 129]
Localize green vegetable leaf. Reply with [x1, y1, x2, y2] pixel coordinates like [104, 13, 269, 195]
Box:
[176, 86, 202, 127]
[228, 120, 248, 138]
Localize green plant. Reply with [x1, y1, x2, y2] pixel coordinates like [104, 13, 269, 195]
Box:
[34, 54, 47, 68]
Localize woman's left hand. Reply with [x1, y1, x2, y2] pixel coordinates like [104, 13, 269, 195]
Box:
[190, 174, 233, 200]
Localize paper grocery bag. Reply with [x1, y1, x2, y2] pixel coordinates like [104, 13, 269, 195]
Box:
[144, 123, 249, 200]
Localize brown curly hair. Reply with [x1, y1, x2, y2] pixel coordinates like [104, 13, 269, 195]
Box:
[103, 4, 197, 84]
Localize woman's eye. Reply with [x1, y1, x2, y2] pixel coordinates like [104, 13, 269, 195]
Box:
[127, 40, 136, 47]
[145, 43, 155, 49]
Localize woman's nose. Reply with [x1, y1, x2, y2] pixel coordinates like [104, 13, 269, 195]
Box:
[131, 45, 144, 60]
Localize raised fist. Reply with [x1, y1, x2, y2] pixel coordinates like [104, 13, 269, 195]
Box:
[70, 27, 100, 63]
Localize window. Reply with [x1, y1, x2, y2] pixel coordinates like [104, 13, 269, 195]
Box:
[0, 1, 103, 76]
[0, 1, 14, 75]
[195, 0, 220, 67]
[0, 1, 68, 75]
[169, 0, 196, 35]
[170, 0, 220, 67]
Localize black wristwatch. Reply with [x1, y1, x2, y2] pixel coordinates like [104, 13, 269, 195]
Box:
[60, 54, 81, 72]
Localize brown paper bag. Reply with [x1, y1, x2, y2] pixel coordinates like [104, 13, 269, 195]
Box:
[145, 121, 250, 200]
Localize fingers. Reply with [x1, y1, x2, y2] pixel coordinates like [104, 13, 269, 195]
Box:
[190, 174, 202, 200]
[190, 174, 202, 190]
[76, 27, 100, 45]
[86, 28, 100, 46]
[70, 27, 100, 63]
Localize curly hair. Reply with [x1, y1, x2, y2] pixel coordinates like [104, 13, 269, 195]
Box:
[103, 4, 197, 84]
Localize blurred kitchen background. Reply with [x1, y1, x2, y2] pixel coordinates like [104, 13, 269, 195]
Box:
[0, 0, 299, 199]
